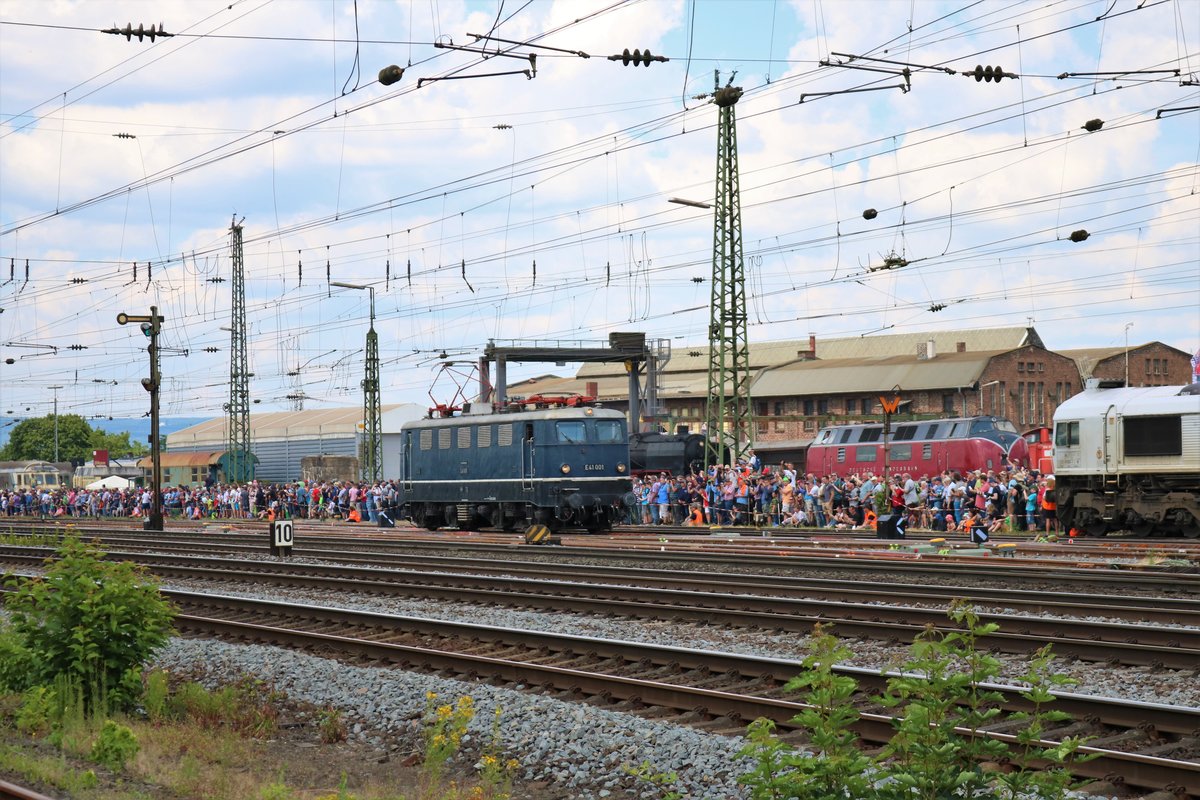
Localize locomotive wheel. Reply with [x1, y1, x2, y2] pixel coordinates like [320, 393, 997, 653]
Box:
[1129, 520, 1153, 538]
[1085, 519, 1109, 537]
[417, 506, 440, 531]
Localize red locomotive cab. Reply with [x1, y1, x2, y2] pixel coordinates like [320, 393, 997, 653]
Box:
[1022, 427, 1053, 474]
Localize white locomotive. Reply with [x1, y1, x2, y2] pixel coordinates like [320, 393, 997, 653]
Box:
[1052, 381, 1200, 537]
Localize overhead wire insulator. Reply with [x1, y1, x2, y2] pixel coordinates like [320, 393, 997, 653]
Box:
[967, 64, 1016, 83]
[608, 48, 668, 67]
[102, 23, 173, 42]
[1068, 229, 1090, 242]
[1082, 118, 1104, 132]
[862, 208, 878, 220]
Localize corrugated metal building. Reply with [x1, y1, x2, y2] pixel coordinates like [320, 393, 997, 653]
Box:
[165, 404, 426, 482]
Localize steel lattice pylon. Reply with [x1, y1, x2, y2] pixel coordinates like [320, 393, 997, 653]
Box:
[362, 316, 382, 483]
[703, 74, 753, 469]
[227, 220, 253, 482]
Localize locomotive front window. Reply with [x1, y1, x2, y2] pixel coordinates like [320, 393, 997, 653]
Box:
[594, 420, 623, 443]
[969, 420, 993, 436]
[556, 421, 586, 444]
[994, 419, 1017, 433]
[1054, 421, 1079, 447]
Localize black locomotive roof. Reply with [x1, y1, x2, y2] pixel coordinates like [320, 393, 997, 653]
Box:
[402, 406, 625, 430]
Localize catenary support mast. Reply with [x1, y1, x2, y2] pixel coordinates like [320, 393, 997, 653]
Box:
[227, 219, 253, 481]
[703, 72, 753, 469]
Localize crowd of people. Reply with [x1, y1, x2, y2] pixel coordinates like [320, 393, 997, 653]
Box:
[2, 455, 1061, 540]
[0, 480, 401, 524]
[627, 450, 1061, 540]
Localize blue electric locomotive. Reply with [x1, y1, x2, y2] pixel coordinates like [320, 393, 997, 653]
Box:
[398, 405, 634, 532]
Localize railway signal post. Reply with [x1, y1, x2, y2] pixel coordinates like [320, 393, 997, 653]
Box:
[117, 307, 166, 531]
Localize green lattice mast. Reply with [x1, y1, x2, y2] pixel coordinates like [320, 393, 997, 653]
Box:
[703, 72, 753, 469]
[363, 291, 382, 482]
[227, 219, 253, 481]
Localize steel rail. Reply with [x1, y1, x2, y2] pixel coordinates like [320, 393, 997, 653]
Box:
[171, 593, 1200, 795]
[5, 526, 1197, 594]
[4, 547, 1197, 667]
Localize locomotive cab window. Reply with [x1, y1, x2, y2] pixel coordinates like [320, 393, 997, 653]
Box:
[1054, 421, 1079, 447]
[816, 429, 835, 444]
[1123, 415, 1182, 456]
[969, 419, 994, 436]
[556, 421, 586, 444]
[594, 420, 623, 443]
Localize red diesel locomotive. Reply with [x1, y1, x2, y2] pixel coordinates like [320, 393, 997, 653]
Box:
[805, 415, 1029, 477]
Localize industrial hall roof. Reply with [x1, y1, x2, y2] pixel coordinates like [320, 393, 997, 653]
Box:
[165, 404, 424, 449]
[750, 350, 1002, 398]
[574, 326, 1041, 378]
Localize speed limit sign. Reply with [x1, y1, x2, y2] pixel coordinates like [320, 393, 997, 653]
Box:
[270, 519, 294, 556]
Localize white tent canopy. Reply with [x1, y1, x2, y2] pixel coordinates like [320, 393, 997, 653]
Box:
[85, 475, 133, 490]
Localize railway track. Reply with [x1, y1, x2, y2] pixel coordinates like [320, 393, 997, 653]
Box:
[5, 525, 1198, 594]
[166, 589, 1200, 797]
[4, 545, 1198, 668]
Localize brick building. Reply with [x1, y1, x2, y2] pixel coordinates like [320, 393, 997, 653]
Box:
[1060, 343, 1192, 387]
[505, 326, 1186, 466]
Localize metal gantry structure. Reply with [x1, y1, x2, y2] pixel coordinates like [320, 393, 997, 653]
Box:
[226, 219, 253, 482]
[703, 72, 754, 469]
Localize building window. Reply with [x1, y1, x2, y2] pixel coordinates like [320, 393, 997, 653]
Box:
[773, 401, 783, 416]
[1017, 383, 1025, 426]
[862, 397, 873, 414]
[757, 420, 768, 434]
[845, 398, 857, 414]
[817, 398, 829, 414]
[803, 399, 815, 416]
[756, 401, 768, 417]
[774, 420, 786, 432]
[942, 394, 955, 413]
[1038, 362, 1044, 373]
[803, 420, 815, 432]
[1017, 362, 1024, 372]
[1037, 382, 1045, 424]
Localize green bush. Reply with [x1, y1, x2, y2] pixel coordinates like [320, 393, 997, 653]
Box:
[0, 628, 35, 693]
[3, 536, 176, 713]
[89, 719, 139, 771]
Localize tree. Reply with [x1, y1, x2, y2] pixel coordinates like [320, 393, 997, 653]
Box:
[0, 414, 93, 463]
[0, 415, 146, 463]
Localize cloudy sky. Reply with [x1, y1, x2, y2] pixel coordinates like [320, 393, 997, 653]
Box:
[1, 0, 1197, 421]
